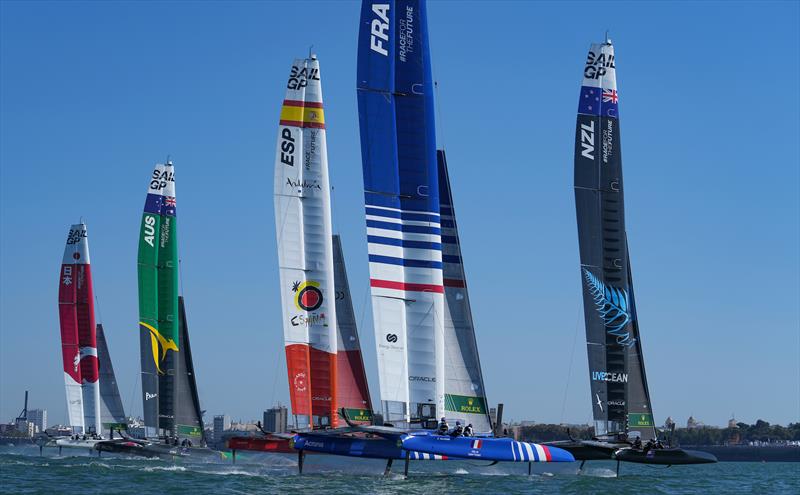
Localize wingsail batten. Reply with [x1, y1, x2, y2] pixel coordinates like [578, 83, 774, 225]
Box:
[358, 0, 445, 425]
[274, 56, 338, 428]
[574, 42, 656, 441]
[437, 151, 492, 433]
[58, 223, 100, 434]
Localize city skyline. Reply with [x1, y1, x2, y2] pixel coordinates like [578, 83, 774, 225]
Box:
[1, 1, 798, 428]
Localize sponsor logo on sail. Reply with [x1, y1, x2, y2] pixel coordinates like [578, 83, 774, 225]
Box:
[66, 228, 87, 245]
[607, 400, 625, 407]
[596, 393, 603, 412]
[628, 413, 654, 428]
[385, 333, 398, 343]
[445, 394, 487, 415]
[286, 177, 321, 191]
[580, 120, 595, 160]
[583, 268, 636, 347]
[290, 313, 327, 327]
[602, 118, 614, 164]
[584, 50, 615, 80]
[287, 65, 320, 90]
[591, 371, 628, 383]
[145, 392, 157, 400]
[149, 167, 175, 191]
[293, 372, 307, 393]
[140, 321, 178, 374]
[369, 4, 390, 56]
[409, 376, 435, 382]
[292, 280, 324, 311]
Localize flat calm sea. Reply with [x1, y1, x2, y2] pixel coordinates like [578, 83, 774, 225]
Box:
[1, 446, 798, 494]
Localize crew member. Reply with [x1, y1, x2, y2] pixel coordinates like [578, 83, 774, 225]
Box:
[450, 421, 464, 437]
[463, 424, 474, 437]
[633, 436, 642, 450]
[437, 417, 449, 435]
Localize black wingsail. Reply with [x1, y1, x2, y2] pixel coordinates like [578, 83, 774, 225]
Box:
[574, 40, 656, 441]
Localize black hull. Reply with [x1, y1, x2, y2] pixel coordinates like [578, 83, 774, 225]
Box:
[95, 439, 218, 460]
[547, 440, 717, 465]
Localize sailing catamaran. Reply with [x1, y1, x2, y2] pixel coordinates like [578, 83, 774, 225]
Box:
[547, 38, 716, 470]
[290, 0, 573, 474]
[227, 55, 374, 455]
[54, 223, 126, 451]
[96, 161, 210, 458]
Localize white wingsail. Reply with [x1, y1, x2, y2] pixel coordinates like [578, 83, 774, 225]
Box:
[274, 55, 338, 428]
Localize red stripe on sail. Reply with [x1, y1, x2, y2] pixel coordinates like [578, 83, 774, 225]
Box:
[309, 347, 338, 428]
[279, 119, 326, 129]
[443, 278, 465, 288]
[75, 264, 98, 382]
[336, 349, 373, 419]
[283, 99, 324, 108]
[542, 445, 552, 461]
[285, 344, 312, 418]
[58, 264, 82, 383]
[370, 279, 444, 293]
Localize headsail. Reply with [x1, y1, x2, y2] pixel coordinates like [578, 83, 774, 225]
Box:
[574, 41, 656, 441]
[58, 223, 101, 434]
[96, 323, 126, 432]
[437, 151, 492, 433]
[137, 161, 179, 437]
[173, 296, 205, 443]
[274, 56, 338, 428]
[357, 0, 445, 424]
[332, 235, 373, 423]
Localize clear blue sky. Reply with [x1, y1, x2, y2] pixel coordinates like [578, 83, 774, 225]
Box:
[1, 1, 798, 428]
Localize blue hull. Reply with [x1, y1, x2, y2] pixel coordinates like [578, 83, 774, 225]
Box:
[293, 432, 574, 463]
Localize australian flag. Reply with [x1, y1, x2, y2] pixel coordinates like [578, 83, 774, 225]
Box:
[578, 86, 619, 118]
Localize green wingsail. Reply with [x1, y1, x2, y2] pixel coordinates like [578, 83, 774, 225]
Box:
[138, 162, 179, 434]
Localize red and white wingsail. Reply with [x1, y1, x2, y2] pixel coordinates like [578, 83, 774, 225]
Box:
[58, 223, 101, 434]
[274, 55, 338, 429]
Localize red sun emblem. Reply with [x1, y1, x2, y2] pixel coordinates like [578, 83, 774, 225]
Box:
[292, 281, 323, 312]
[72, 252, 81, 260]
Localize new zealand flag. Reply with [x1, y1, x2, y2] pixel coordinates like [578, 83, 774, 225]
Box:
[578, 86, 619, 118]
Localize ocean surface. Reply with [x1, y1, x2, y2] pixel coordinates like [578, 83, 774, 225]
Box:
[1, 445, 798, 494]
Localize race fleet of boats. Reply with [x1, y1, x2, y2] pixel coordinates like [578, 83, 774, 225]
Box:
[43, 0, 716, 476]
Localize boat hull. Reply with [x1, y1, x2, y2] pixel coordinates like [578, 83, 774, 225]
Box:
[548, 440, 717, 464]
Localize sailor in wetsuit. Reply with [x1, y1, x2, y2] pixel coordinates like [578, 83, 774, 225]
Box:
[450, 421, 464, 437]
[437, 417, 449, 435]
[463, 424, 474, 437]
[633, 436, 642, 450]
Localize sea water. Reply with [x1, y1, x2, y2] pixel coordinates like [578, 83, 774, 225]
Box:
[1, 445, 797, 494]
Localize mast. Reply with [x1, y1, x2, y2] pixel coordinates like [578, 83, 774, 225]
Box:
[137, 161, 179, 438]
[357, 0, 445, 425]
[274, 55, 338, 429]
[58, 223, 101, 434]
[437, 151, 492, 433]
[573, 41, 656, 441]
[332, 235, 373, 422]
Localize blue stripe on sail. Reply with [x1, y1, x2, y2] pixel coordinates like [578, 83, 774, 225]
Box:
[441, 235, 458, 245]
[367, 235, 442, 251]
[442, 255, 461, 264]
[531, 443, 540, 461]
[368, 255, 443, 269]
[440, 206, 453, 216]
[366, 220, 441, 235]
[365, 207, 440, 223]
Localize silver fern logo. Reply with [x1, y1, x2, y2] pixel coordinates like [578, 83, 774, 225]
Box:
[583, 268, 636, 347]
